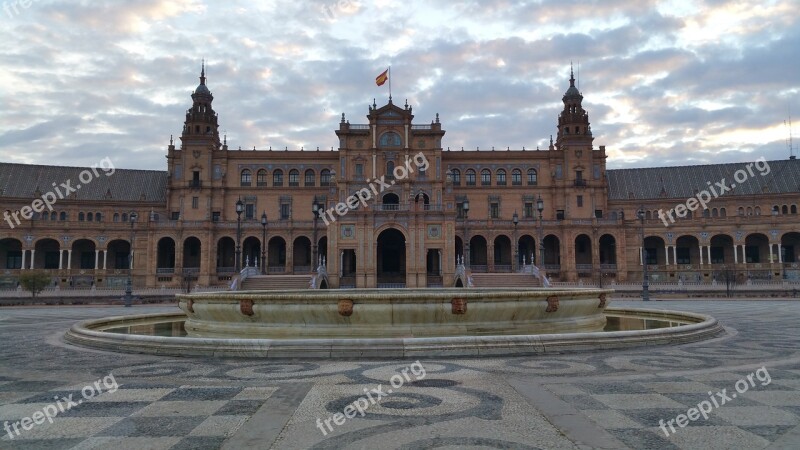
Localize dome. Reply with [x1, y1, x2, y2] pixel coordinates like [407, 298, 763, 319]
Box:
[195, 83, 211, 96]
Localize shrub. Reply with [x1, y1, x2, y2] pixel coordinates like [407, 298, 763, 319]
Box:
[18, 271, 53, 298]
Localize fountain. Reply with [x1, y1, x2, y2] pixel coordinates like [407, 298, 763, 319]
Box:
[64, 287, 724, 358]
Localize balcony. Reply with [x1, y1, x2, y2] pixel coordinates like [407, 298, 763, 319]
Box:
[187, 180, 202, 189]
[574, 179, 587, 187]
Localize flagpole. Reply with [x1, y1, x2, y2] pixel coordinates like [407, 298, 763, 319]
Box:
[388, 66, 392, 102]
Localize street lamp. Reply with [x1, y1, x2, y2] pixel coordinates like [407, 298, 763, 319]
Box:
[312, 200, 320, 270]
[463, 199, 470, 267]
[536, 195, 545, 270]
[512, 210, 519, 271]
[235, 197, 244, 272]
[123, 211, 138, 307]
[637, 207, 650, 301]
[261, 211, 268, 275]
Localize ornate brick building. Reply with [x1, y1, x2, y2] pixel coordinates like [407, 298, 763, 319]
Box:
[2, 67, 799, 289]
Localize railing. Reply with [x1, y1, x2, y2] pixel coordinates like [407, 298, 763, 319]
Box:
[377, 283, 405, 288]
[574, 179, 587, 187]
[494, 265, 512, 273]
[411, 124, 433, 130]
[599, 264, 618, 271]
[379, 204, 401, 211]
[182, 268, 200, 274]
[268, 266, 286, 274]
[293, 266, 312, 273]
[470, 265, 488, 273]
[575, 264, 593, 272]
[187, 180, 202, 188]
[156, 268, 175, 274]
[544, 264, 561, 271]
[339, 276, 356, 288]
[426, 275, 443, 287]
[216, 267, 235, 273]
[349, 124, 370, 130]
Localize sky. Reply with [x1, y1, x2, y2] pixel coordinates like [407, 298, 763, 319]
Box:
[0, 0, 798, 171]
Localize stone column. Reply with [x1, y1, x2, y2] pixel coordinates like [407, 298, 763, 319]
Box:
[95, 250, 99, 269]
[103, 251, 108, 270]
[699, 245, 704, 265]
[58, 250, 63, 270]
[67, 250, 72, 270]
[672, 246, 677, 265]
[769, 244, 774, 264]
[29, 250, 35, 269]
[639, 247, 642, 265]
[734, 244, 739, 264]
[665, 245, 670, 266]
[21, 250, 26, 271]
[779, 244, 783, 263]
[707, 246, 712, 265]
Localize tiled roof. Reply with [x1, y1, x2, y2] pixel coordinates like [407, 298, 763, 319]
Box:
[0, 163, 168, 203]
[607, 159, 800, 200]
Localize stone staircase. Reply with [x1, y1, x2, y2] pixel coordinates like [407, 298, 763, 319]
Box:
[470, 272, 541, 288]
[240, 275, 312, 290]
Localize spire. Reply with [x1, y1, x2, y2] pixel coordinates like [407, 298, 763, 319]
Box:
[200, 59, 206, 86]
[569, 61, 575, 87]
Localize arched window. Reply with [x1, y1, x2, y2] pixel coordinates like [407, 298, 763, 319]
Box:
[527, 169, 538, 185]
[95, 212, 102, 222]
[512, 169, 522, 186]
[466, 169, 476, 186]
[78, 212, 85, 221]
[738, 207, 744, 216]
[782, 205, 789, 214]
[289, 169, 300, 186]
[379, 132, 401, 147]
[386, 161, 395, 179]
[122, 213, 128, 222]
[481, 169, 491, 186]
[746, 207, 753, 215]
[720, 208, 727, 217]
[256, 169, 268, 187]
[645, 211, 652, 220]
[50, 211, 56, 220]
[702, 209, 710, 218]
[496, 169, 506, 185]
[87, 212, 94, 221]
[450, 169, 461, 185]
[711, 208, 718, 217]
[304, 169, 315, 187]
[321, 169, 331, 186]
[240, 169, 252, 186]
[755, 206, 761, 215]
[792, 205, 798, 214]
[113, 213, 120, 222]
[60, 212, 67, 221]
[273, 169, 284, 186]
[41, 211, 48, 220]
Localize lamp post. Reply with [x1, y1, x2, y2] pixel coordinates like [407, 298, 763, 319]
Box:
[637, 207, 650, 301]
[463, 199, 470, 267]
[123, 211, 138, 307]
[312, 200, 320, 270]
[536, 195, 544, 270]
[261, 211, 267, 275]
[512, 210, 519, 272]
[235, 197, 244, 272]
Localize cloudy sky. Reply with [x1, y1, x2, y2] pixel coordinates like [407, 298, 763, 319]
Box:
[0, 0, 797, 171]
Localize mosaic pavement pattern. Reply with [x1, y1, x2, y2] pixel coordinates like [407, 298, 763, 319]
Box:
[0, 301, 798, 449]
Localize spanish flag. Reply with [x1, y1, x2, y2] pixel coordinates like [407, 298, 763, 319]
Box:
[375, 68, 389, 86]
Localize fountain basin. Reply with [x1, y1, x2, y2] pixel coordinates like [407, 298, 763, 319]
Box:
[175, 288, 613, 338]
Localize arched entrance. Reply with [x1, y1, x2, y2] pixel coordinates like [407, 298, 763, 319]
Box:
[183, 237, 202, 270]
[377, 228, 406, 286]
[469, 235, 488, 271]
[0, 238, 23, 270]
[293, 236, 312, 273]
[242, 236, 261, 268]
[268, 237, 287, 273]
[106, 240, 131, 270]
[216, 237, 236, 273]
[156, 237, 176, 273]
[518, 235, 535, 266]
[493, 235, 511, 272]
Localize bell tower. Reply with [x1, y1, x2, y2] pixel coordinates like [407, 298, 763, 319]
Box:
[180, 61, 221, 149]
[555, 65, 592, 150]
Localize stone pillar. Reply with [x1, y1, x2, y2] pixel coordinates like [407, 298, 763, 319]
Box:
[769, 244, 774, 264]
[672, 246, 677, 265]
[29, 250, 35, 269]
[734, 244, 739, 264]
[707, 246, 712, 265]
[639, 247, 642, 265]
[21, 250, 26, 270]
[665, 245, 670, 266]
[779, 244, 783, 263]
[67, 250, 72, 270]
[103, 250, 108, 270]
[58, 250, 63, 270]
[95, 250, 99, 269]
[699, 245, 704, 265]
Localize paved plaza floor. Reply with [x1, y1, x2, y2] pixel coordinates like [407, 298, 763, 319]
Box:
[0, 300, 798, 449]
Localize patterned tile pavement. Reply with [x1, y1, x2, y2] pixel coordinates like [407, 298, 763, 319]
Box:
[0, 300, 798, 449]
